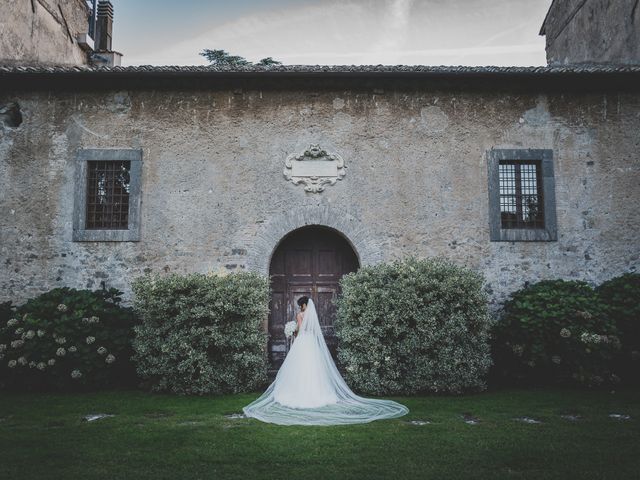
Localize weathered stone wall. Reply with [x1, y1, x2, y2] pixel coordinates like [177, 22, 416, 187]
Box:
[542, 0, 640, 65]
[1, 86, 639, 312]
[0, 0, 90, 66]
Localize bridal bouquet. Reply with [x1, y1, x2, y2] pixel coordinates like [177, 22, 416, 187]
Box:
[284, 321, 297, 338]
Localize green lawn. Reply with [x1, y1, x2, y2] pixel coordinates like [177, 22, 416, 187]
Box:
[1, 387, 639, 480]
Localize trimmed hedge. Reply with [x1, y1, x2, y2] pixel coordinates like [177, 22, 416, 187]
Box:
[131, 271, 269, 395]
[0, 287, 137, 391]
[335, 256, 493, 395]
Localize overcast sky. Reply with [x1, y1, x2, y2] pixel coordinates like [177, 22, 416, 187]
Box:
[110, 0, 553, 66]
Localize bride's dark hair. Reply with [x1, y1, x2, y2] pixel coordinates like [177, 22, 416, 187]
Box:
[297, 296, 309, 308]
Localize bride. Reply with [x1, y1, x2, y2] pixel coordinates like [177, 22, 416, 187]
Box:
[243, 296, 409, 425]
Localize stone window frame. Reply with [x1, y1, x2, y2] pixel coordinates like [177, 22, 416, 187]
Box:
[487, 148, 557, 242]
[72, 148, 142, 242]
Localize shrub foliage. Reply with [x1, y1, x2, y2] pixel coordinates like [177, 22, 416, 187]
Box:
[491, 279, 620, 388]
[596, 273, 640, 384]
[131, 271, 270, 395]
[335, 256, 493, 395]
[0, 287, 137, 391]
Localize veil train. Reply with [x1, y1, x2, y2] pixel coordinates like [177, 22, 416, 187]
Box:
[243, 298, 409, 426]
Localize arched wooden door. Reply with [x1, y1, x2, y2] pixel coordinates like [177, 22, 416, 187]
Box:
[268, 226, 359, 372]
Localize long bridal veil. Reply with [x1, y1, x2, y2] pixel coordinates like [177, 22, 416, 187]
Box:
[242, 298, 409, 425]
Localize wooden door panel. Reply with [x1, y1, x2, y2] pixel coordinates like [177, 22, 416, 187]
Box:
[286, 249, 313, 278]
[288, 284, 314, 324]
[269, 292, 286, 336]
[316, 287, 337, 330]
[316, 249, 339, 277]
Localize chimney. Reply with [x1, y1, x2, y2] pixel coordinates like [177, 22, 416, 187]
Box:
[95, 1, 113, 51]
[91, 1, 122, 67]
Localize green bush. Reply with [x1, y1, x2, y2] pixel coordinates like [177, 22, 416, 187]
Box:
[491, 280, 620, 388]
[0, 287, 138, 391]
[335, 256, 493, 395]
[597, 273, 640, 385]
[131, 271, 269, 395]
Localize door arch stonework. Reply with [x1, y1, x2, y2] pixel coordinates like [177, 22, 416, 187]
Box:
[245, 204, 383, 276]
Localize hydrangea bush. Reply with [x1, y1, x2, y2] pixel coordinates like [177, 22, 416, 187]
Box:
[0, 287, 137, 391]
[491, 279, 620, 388]
[131, 271, 269, 395]
[335, 256, 494, 395]
[596, 273, 640, 385]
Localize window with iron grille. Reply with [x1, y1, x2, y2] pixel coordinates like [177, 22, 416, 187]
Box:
[73, 149, 142, 242]
[498, 160, 544, 229]
[86, 160, 131, 229]
[487, 149, 557, 242]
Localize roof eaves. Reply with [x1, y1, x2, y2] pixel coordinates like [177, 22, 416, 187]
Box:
[1, 64, 640, 76]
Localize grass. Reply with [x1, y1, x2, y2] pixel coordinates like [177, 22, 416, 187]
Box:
[1, 387, 639, 480]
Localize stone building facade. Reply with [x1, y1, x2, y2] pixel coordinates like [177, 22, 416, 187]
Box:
[1, 66, 639, 318]
[0, 0, 122, 67]
[0, 0, 92, 66]
[540, 0, 640, 65]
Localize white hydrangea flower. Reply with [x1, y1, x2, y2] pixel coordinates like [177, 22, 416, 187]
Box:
[68, 346, 77, 353]
[0, 344, 6, 353]
[37, 330, 45, 337]
[580, 332, 603, 345]
[97, 346, 107, 355]
[56, 347, 66, 357]
[7, 318, 18, 327]
[70, 369, 82, 379]
[15, 327, 24, 335]
[86, 336, 95, 345]
[11, 340, 24, 348]
[25, 330, 35, 339]
[81, 317, 89, 323]
[17, 356, 27, 366]
[57, 303, 68, 312]
[48, 358, 56, 366]
[8, 360, 17, 368]
[105, 354, 116, 364]
[55, 337, 67, 344]
[28, 360, 36, 368]
[36, 362, 46, 370]
[560, 328, 571, 338]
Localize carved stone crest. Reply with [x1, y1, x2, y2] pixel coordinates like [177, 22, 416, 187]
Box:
[283, 144, 346, 193]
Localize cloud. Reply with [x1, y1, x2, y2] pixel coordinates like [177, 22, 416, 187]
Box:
[122, 0, 548, 67]
[371, 0, 415, 51]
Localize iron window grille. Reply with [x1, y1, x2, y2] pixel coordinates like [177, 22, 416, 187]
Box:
[498, 160, 545, 229]
[85, 160, 131, 229]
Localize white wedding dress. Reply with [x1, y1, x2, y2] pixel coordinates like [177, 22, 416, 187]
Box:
[243, 298, 409, 425]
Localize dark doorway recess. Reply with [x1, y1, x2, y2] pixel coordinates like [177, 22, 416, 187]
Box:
[267, 226, 359, 373]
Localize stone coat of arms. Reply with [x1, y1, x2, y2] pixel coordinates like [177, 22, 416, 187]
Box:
[283, 144, 346, 193]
